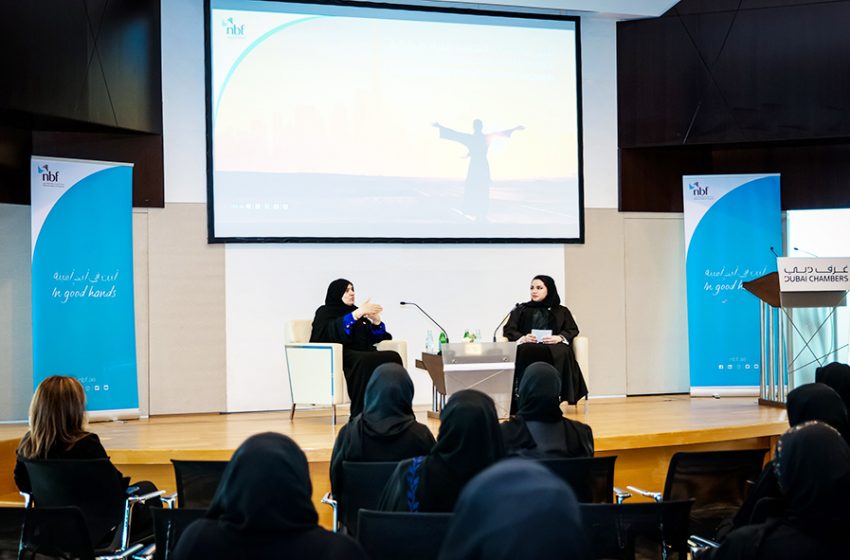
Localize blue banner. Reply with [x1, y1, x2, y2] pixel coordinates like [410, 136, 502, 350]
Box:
[31, 157, 138, 416]
[683, 174, 781, 394]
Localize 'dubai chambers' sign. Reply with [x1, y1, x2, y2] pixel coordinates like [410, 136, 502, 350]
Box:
[777, 257, 850, 292]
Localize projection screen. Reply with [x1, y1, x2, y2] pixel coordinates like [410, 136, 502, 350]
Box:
[207, 0, 584, 242]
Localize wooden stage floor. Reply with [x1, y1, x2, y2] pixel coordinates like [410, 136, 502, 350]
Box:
[0, 395, 788, 527]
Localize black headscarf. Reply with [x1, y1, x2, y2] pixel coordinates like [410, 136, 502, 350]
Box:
[525, 275, 561, 309]
[310, 279, 356, 343]
[517, 362, 564, 422]
[786, 382, 850, 443]
[206, 432, 318, 534]
[419, 390, 505, 511]
[438, 459, 588, 560]
[773, 421, 850, 526]
[359, 363, 416, 437]
[815, 362, 850, 413]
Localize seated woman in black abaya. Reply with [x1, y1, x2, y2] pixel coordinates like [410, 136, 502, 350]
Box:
[310, 278, 402, 418]
[503, 275, 588, 408]
[501, 362, 594, 458]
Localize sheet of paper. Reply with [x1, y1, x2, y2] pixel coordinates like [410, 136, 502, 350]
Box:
[531, 329, 552, 342]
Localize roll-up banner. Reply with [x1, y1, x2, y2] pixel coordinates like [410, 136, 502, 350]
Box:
[31, 156, 139, 420]
[682, 174, 782, 396]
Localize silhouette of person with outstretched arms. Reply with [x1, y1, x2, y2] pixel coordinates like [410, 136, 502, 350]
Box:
[433, 119, 524, 221]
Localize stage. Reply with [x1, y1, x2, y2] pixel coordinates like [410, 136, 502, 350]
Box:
[0, 395, 788, 528]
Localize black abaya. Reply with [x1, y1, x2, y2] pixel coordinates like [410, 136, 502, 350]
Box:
[377, 390, 504, 513]
[727, 382, 849, 533]
[500, 362, 594, 458]
[310, 279, 401, 417]
[173, 433, 366, 560]
[329, 363, 435, 497]
[438, 459, 588, 560]
[704, 421, 850, 560]
[503, 276, 587, 405]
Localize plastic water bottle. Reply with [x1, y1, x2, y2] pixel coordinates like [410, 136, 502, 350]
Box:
[463, 329, 471, 343]
[438, 331, 448, 352]
[425, 330, 435, 354]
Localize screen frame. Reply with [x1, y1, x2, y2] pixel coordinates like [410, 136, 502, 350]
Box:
[204, 0, 585, 244]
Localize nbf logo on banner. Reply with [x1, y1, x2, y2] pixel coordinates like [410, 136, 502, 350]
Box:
[37, 163, 62, 186]
[222, 16, 245, 37]
[688, 181, 713, 200]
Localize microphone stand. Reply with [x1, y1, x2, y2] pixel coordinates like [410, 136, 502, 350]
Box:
[493, 303, 521, 342]
[400, 301, 449, 342]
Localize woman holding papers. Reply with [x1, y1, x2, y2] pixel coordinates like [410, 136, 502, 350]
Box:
[503, 275, 587, 407]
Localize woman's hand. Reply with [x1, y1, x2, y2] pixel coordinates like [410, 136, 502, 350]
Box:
[366, 313, 382, 325]
[355, 299, 383, 321]
[542, 335, 564, 345]
[518, 333, 538, 344]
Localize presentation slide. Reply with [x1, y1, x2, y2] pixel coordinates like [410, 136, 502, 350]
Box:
[208, 0, 583, 242]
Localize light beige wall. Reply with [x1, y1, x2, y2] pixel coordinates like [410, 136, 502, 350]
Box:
[623, 213, 689, 394]
[565, 208, 628, 396]
[565, 209, 689, 397]
[146, 203, 226, 414]
[0, 204, 33, 421]
[132, 210, 150, 417]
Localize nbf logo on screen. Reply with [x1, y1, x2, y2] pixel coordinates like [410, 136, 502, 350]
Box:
[688, 181, 713, 200]
[37, 163, 62, 186]
[222, 16, 245, 38]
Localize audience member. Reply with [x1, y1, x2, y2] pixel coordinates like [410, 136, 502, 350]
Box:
[173, 432, 367, 560]
[377, 390, 504, 512]
[815, 361, 850, 412]
[330, 363, 435, 497]
[14, 375, 160, 544]
[704, 421, 850, 559]
[500, 362, 594, 458]
[727, 382, 848, 533]
[14, 375, 124, 493]
[438, 458, 588, 560]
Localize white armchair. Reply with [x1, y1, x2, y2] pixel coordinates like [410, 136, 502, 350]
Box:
[284, 320, 408, 423]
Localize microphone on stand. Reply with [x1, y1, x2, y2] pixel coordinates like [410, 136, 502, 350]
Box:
[769, 246, 780, 258]
[793, 247, 819, 258]
[400, 301, 449, 342]
[493, 303, 522, 342]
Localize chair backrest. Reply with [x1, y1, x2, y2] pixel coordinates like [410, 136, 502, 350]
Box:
[339, 461, 400, 534]
[287, 320, 313, 343]
[662, 448, 767, 539]
[24, 458, 126, 549]
[152, 507, 206, 560]
[580, 499, 695, 560]
[537, 456, 617, 503]
[171, 460, 229, 509]
[20, 506, 96, 560]
[0, 506, 26, 556]
[357, 509, 452, 560]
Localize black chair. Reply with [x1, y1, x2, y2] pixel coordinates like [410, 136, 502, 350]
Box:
[148, 507, 205, 560]
[20, 459, 162, 559]
[0, 506, 25, 558]
[170, 460, 229, 509]
[580, 499, 695, 560]
[337, 461, 399, 535]
[357, 509, 452, 560]
[537, 456, 617, 503]
[665, 449, 767, 539]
